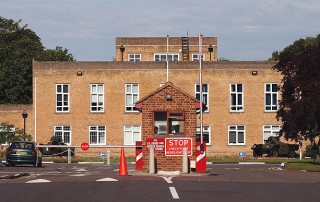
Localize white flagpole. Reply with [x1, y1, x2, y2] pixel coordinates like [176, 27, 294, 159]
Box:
[166, 35, 169, 82]
[199, 33, 204, 153]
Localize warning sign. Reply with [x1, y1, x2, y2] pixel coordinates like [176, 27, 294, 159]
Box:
[146, 138, 165, 152]
[165, 138, 192, 156]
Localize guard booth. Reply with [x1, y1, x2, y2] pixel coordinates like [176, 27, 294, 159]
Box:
[135, 81, 205, 173]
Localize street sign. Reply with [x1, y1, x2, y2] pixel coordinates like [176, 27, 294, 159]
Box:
[165, 138, 192, 156]
[99, 152, 106, 158]
[80, 142, 89, 151]
[238, 152, 246, 158]
[146, 138, 165, 152]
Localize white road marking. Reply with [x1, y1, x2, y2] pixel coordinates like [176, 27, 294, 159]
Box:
[169, 187, 180, 199]
[225, 168, 240, 170]
[96, 178, 118, 182]
[75, 169, 87, 172]
[26, 179, 51, 183]
[162, 176, 173, 184]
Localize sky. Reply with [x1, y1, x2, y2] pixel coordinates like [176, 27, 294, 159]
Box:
[1, 0, 320, 61]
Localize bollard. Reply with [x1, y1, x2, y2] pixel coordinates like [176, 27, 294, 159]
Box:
[182, 147, 188, 174]
[107, 149, 110, 165]
[149, 146, 155, 174]
[68, 148, 71, 164]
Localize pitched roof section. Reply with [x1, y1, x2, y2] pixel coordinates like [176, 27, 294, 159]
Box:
[135, 81, 201, 109]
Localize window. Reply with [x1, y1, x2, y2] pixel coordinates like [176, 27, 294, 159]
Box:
[54, 126, 71, 145]
[91, 84, 104, 112]
[196, 125, 211, 145]
[228, 125, 245, 145]
[128, 54, 141, 62]
[125, 84, 139, 112]
[56, 84, 69, 112]
[89, 126, 106, 145]
[154, 111, 185, 135]
[124, 126, 141, 145]
[192, 54, 205, 61]
[154, 54, 179, 61]
[230, 84, 244, 112]
[195, 84, 209, 112]
[265, 83, 278, 111]
[263, 125, 280, 142]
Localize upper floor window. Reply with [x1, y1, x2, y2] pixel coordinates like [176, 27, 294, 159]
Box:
[230, 84, 244, 112]
[228, 125, 245, 145]
[154, 54, 179, 61]
[192, 54, 205, 61]
[54, 126, 71, 145]
[124, 126, 141, 145]
[196, 125, 211, 145]
[154, 111, 184, 135]
[128, 54, 141, 62]
[125, 84, 139, 112]
[89, 126, 106, 145]
[263, 125, 280, 142]
[265, 83, 278, 111]
[56, 84, 69, 112]
[195, 84, 209, 112]
[91, 84, 104, 112]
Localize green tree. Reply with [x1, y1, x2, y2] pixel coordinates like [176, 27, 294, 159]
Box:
[0, 122, 32, 144]
[0, 17, 74, 104]
[272, 34, 320, 143]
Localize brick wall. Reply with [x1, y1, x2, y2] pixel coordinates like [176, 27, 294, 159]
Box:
[137, 83, 198, 172]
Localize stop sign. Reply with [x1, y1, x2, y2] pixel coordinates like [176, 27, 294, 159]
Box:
[81, 142, 89, 151]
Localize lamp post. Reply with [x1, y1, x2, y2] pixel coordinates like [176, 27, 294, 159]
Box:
[208, 45, 213, 61]
[22, 111, 28, 141]
[120, 45, 125, 61]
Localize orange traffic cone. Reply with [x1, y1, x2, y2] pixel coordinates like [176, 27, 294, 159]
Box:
[118, 148, 128, 176]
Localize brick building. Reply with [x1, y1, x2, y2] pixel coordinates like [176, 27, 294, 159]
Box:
[115, 36, 217, 62]
[1, 60, 283, 158]
[0, 36, 286, 159]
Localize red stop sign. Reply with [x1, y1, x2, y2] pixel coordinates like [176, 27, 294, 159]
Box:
[81, 142, 89, 151]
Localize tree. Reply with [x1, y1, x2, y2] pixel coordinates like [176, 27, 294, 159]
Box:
[272, 35, 320, 143]
[0, 17, 74, 104]
[0, 122, 32, 144]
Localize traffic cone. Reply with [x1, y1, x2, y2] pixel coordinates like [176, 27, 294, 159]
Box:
[118, 148, 128, 176]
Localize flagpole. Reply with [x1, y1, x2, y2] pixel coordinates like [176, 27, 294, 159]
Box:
[166, 35, 169, 82]
[199, 33, 204, 153]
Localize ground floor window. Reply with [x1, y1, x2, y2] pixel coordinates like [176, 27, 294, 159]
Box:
[124, 126, 141, 145]
[54, 126, 71, 145]
[263, 125, 280, 142]
[228, 125, 245, 145]
[196, 125, 211, 145]
[89, 126, 106, 145]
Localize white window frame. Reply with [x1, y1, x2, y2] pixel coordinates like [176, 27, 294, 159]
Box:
[230, 83, 244, 112]
[54, 126, 71, 145]
[154, 53, 179, 61]
[125, 84, 139, 112]
[89, 126, 106, 145]
[196, 125, 211, 145]
[265, 83, 278, 112]
[124, 126, 141, 145]
[56, 84, 70, 112]
[195, 83, 209, 112]
[192, 54, 205, 61]
[263, 125, 280, 142]
[128, 54, 141, 62]
[228, 125, 245, 145]
[90, 84, 104, 112]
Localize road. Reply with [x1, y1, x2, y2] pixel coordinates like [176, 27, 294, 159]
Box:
[0, 163, 319, 201]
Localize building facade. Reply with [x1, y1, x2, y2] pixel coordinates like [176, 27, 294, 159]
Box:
[115, 37, 217, 62]
[1, 61, 278, 157]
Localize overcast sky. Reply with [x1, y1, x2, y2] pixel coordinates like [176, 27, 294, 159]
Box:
[1, 0, 319, 61]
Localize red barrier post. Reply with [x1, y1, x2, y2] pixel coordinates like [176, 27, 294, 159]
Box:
[196, 141, 206, 173]
[136, 141, 143, 170]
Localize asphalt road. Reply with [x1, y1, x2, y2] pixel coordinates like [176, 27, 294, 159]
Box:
[0, 163, 319, 201]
